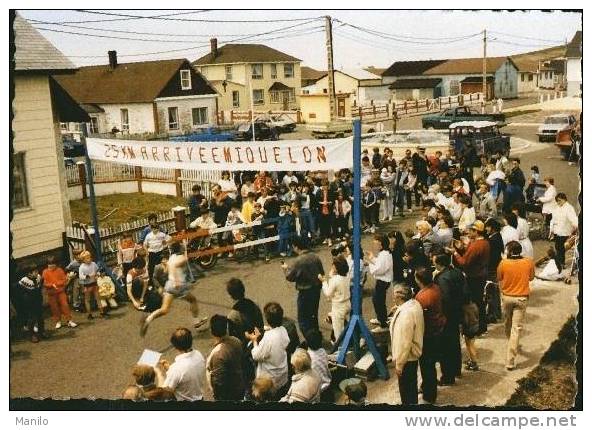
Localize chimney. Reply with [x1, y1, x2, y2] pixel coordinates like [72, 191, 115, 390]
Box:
[108, 50, 118, 70]
[210, 38, 218, 58]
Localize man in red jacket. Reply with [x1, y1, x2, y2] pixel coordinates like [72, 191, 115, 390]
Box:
[449, 220, 491, 335]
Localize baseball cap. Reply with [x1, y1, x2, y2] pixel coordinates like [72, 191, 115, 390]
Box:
[468, 220, 485, 232]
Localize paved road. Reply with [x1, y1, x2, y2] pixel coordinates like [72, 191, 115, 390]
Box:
[10, 117, 580, 402]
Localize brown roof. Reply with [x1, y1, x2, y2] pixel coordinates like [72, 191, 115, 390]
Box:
[54, 58, 214, 104]
[424, 57, 514, 75]
[269, 82, 293, 91]
[300, 66, 326, 81]
[510, 44, 566, 71]
[565, 31, 582, 58]
[193, 43, 300, 65]
[382, 60, 447, 77]
[13, 13, 76, 73]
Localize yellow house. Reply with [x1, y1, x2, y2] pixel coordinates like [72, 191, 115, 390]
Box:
[11, 14, 88, 264]
[300, 93, 352, 124]
[193, 39, 302, 115]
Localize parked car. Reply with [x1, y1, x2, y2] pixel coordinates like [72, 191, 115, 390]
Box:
[537, 114, 577, 142]
[169, 126, 236, 142]
[234, 122, 280, 141]
[63, 136, 85, 157]
[256, 114, 296, 132]
[449, 121, 511, 164]
[423, 106, 506, 129]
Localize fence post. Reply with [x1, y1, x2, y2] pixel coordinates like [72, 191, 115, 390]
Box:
[385, 103, 389, 117]
[404, 101, 407, 115]
[175, 169, 182, 198]
[77, 161, 88, 199]
[373, 104, 376, 118]
[173, 206, 187, 232]
[415, 100, 418, 112]
[135, 166, 143, 194]
[358, 106, 362, 118]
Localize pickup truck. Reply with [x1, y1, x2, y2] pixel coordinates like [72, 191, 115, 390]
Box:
[422, 106, 506, 129]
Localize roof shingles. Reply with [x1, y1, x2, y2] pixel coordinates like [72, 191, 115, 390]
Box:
[194, 43, 300, 65]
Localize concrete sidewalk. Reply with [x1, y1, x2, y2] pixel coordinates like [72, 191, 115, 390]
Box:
[357, 278, 579, 406]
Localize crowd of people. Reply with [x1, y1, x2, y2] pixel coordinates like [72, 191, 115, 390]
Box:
[11, 144, 579, 405]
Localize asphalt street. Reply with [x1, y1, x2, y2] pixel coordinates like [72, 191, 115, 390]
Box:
[10, 116, 580, 402]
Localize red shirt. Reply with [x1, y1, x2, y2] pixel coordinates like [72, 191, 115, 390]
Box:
[415, 284, 447, 337]
[41, 266, 68, 294]
[453, 238, 490, 279]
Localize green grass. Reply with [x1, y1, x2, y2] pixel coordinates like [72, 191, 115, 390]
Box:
[69, 193, 186, 228]
[506, 317, 578, 409]
[504, 109, 542, 119]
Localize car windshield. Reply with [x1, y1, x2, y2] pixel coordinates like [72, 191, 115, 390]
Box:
[544, 117, 569, 124]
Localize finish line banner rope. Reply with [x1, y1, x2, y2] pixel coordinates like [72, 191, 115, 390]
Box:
[86, 137, 354, 171]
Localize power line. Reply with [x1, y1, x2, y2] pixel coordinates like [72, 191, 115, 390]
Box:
[57, 10, 211, 24]
[487, 38, 560, 49]
[488, 30, 564, 44]
[66, 10, 322, 24]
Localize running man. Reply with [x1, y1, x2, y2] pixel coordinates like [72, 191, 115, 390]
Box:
[140, 241, 208, 337]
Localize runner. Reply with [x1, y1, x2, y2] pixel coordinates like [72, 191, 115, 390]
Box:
[140, 241, 208, 337]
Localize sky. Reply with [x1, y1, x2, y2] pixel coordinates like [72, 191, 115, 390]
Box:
[17, 10, 582, 70]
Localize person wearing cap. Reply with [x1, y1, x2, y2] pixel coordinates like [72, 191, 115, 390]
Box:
[389, 285, 424, 405]
[450, 220, 490, 335]
[497, 241, 535, 370]
[412, 146, 429, 189]
[484, 218, 504, 323]
[340, 378, 370, 406]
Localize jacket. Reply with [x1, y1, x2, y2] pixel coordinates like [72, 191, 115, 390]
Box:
[389, 299, 424, 372]
[453, 238, 490, 279]
[538, 185, 557, 215]
[550, 202, 578, 237]
[206, 336, 245, 400]
[434, 267, 467, 325]
[415, 284, 447, 337]
[281, 369, 321, 403]
[285, 253, 324, 291]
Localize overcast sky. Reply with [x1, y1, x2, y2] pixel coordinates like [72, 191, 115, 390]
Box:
[18, 10, 582, 70]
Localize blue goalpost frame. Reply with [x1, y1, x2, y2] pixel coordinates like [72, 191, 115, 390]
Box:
[336, 119, 389, 380]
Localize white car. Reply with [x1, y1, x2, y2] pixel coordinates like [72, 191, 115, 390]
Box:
[256, 114, 296, 132]
[537, 114, 577, 142]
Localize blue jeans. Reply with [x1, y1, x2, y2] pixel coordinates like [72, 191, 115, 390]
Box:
[299, 209, 315, 243]
[297, 287, 321, 334]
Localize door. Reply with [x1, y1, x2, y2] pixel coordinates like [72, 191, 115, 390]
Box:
[337, 98, 346, 118]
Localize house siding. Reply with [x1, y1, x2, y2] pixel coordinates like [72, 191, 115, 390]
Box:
[392, 87, 438, 101]
[494, 60, 518, 98]
[155, 96, 218, 135]
[566, 59, 582, 96]
[99, 102, 155, 134]
[517, 72, 537, 94]
[196, 62, 301, 112]
[11, 75, 71, 259]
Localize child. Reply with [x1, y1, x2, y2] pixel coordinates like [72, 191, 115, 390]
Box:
[241, 192, 256, 223]
[304, 330, 332, 401]
[97, 270, 118, 309]
[18, 265, 48, 342]
[65, 249, 83, 312]
[42, 256, 78, 329]
[339, 378, 369, 406]
[535, 247, 564, 281]
[189, 208, 218, 230]
[78, 251, 106, 320]
[277, 203, 294, 257]
[225, 201, 245, 242]
[251, 203, 266, 258]
[117, 233, 138, 281]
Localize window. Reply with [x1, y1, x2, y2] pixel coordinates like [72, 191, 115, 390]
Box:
[180, 70, 192, 90]
[232, 91, 240, 108]
[192, 107, 208, 126]
[225, 65, 233, 81]
[72, 123, 81, 132]
[251, 64, 263, 79]
[168, 107, 179, 130]
[89, 117, 99, 134]
[288, 88, 295, 102]
[120, 109, 129, 131]
[60, 122, 69, 131]
[270, 91, 281, 104]
[284, 63, 294, 78]
[252, 89, 264, 105]
[521, 74, 525, 82]
[270, 64, 277, 79]
[528, 74, 533, 81]
[449, 80, 460, 95]
[13, 152, 29, 209]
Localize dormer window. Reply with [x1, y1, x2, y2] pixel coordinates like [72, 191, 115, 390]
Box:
[180, 70, 192, 90]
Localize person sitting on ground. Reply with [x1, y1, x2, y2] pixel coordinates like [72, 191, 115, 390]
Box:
[340, 378, 370, 406]
[126, 257, 149, 311]
[131, 364, 175, 401]
[304, 329, 331, 398]
[154, 327, 206, 401]
[122, 385, 146, 401]
[250, 376, 275, 402]
[245, 302, 290, 399]
[280, 348, 321, 404]
[535, 247, 564, 281]
[97, 269, 118, 310]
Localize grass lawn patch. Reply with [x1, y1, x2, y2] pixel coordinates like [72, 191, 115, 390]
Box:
[70, 193, 186, 228]
[506, 317, 578, 409]
[504, 109, 542, 119]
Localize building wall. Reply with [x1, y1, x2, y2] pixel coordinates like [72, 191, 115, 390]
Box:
[300, 95, 331, 123]
[155, 96, 218, 135]
[537, 71, 555, 89]
[517, 72, 537, 94]
[11, 75, 71, 259]
[196, 62, 302, 111]
[359, 85, 391, 104]
[392, 87, 437, 101]
[494, 61, 518, 99]
[566, 58, 582, 96]
[100, 102, 155, 134]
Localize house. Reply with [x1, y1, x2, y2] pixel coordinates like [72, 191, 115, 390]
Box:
[565, 31, 582, 97]
[302, 69, 388, 105]
[299, 93, 351, 124]
[301, 66, 326, 87]
[193, 39, 301, 113]
[510, 45, 568, 94]
[422, 57, 518, 99]
[381, 60, 447, 101]
[54, 53, 218, 136]
[11, 14, 89, 264]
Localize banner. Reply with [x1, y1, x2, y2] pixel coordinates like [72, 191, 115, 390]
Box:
[86, 137, 353, 171]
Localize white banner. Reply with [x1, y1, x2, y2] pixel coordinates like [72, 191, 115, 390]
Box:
[86, 138, 353, 171]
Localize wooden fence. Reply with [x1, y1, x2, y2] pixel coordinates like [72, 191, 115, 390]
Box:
[217, 109, 302, 125]
[352, 92, 484, 122]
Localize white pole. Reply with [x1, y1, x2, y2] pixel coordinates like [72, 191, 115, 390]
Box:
[249, 78, 256, 142]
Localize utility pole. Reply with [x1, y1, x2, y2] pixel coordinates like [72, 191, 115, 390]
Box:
[325, 15, 337, 122]
[482, 29, 487, 103]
